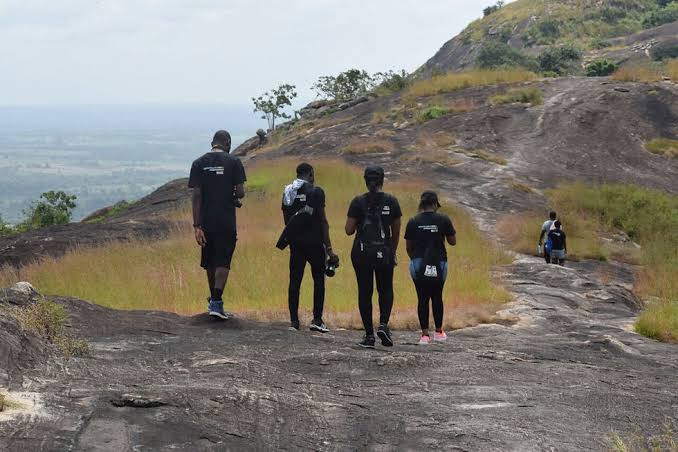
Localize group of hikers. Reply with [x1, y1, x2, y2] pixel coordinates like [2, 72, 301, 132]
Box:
[189, 130, 564, 348]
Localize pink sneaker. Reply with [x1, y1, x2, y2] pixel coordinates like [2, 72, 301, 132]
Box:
[433, 331, 448, 342]
[418, 335, 431, 345]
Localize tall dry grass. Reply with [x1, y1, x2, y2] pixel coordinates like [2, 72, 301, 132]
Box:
[666, 59, 678, 81]
[611, 65, 663, 82]
[645, 138, 678, 159]
[499, 183, 678, 342]
[0, 160, 511, 330]
[496, 212, 607, 262]
[406, 69, 537, 98]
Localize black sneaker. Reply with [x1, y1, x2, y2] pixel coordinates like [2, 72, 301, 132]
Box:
[358, 335, 376, 349]
[289, 320, 300, 331]
[377, 324, 394, 347]
[310, 319, 329, 333]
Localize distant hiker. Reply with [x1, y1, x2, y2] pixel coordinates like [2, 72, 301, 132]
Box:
[188, 130, 246, 319]
[538, 211, 557, 264]
[547, 221, 567, 266]
[404, 191, 456, 345]
[345, 166, 402, 349]
[277, 162, 339, 332]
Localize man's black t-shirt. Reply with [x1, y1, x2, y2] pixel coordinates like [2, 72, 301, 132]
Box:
[404, 211, 456, 261]
[188, 151, 246, 233]
[281, 183, 326, 246]
[547, 229, 566, 251]
[347, 192, 402, 252]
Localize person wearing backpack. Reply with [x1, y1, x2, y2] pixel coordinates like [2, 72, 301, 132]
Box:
[279, 163, 339, 332]
[538, 211, 557, 264]
[547, 220, 567, 266]
[404, 191, 456, 345]
[345, 166, 402, 349]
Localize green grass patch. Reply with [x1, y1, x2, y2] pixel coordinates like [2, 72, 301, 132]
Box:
[416, 105, 449, 123]
[463, 0, 665, 47]
[0, 160, 511, 330]
[635, 300, 678, 343]
[645, 138, 678, 158]
[489, 88, 543, 106]
[609, 420, 678, 452]
[6, 299, 89, 358]
[84, 200, 135, 224]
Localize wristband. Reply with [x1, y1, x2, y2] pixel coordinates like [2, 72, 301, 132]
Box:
[193, 224, 201, 228]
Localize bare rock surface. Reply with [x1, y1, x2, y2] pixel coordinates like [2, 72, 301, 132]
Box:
[0, 256, 676, 451]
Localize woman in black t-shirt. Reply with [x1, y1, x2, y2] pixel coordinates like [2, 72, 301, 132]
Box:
[404, 191, 456, 345]
[345, 166, 402, 349]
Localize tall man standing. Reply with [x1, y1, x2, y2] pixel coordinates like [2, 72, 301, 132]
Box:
[281, 163, 339, 332]
[189, 130, 246, 319]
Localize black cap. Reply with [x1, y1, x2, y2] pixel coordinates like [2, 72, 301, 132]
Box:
[211, 130, 232, 152]
[420, 190, 441, 208]
[364, 166, 385, 181]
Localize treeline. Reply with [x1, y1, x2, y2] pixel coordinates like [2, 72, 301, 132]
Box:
[251, 69, 410, 131]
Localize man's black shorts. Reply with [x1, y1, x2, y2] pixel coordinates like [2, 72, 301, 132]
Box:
[201, 230, 237, 269]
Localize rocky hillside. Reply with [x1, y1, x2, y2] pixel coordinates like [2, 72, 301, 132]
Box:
[0, 179, 190, 268]
[234, 76, 677, 232]
[416, 0, 678, 76]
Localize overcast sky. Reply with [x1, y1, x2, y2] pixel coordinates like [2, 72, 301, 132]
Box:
[0, 1, 508, 106]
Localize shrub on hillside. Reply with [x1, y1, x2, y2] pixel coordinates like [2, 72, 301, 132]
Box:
[586, 59, 618, 76]
[590, 37, 613, 49]
[483, 0, 504, 17]
[0, 216, 14, 237]
[416, 105, 449, 123]
[373, 69, 409, 96]
[313, 69, 375, 101]
[477, 41, 538, 70]
[642, 2, 678, 27]
[537, 45, 583, 75]
[588, 6, 630, 24]
[527, 18, 562, 44]
[652, 44, 678, 61]
[20, 191, 77, 231]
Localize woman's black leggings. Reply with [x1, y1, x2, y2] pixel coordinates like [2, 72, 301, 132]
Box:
[352, 262, 394, 336]
[414, 280, 444, 330]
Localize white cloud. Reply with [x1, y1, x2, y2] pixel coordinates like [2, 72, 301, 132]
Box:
[0, 0, 506, 105]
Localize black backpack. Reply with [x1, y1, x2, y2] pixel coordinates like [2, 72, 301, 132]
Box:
[416, 218, 445, 286]
[357, 196, 392, 267]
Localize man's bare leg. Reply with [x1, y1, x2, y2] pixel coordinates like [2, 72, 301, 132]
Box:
[214, 267, 230, 292]
[206, 267, 216, 298]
